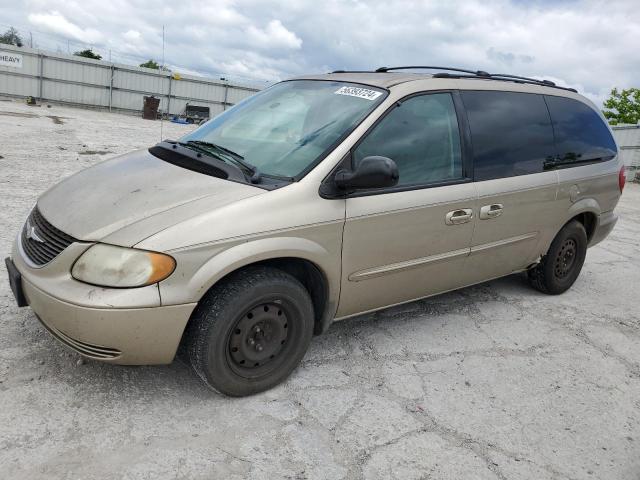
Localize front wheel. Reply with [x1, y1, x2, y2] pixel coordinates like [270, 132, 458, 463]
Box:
[527, 220, 588, 295]
[184, 266, 314, 396]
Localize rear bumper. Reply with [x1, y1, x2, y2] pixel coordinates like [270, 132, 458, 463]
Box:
[589, 210, 618, 247]
[22, 278, 196, 365]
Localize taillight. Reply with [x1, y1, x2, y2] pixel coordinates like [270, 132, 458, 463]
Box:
[619, 166, 626, 193]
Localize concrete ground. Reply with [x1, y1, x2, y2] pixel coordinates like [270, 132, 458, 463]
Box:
[0, 99, 639, 480]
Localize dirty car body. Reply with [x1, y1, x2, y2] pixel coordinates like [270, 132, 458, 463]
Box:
[6, 70, 624, 395]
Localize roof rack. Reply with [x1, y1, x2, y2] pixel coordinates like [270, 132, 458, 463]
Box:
[375, 65, 491, 76]
[330, 66, 577, 93]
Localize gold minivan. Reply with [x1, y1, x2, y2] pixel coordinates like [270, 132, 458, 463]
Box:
[6, 67, 625, 396]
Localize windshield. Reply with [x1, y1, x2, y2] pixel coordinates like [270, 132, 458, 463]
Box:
[179, 80, 387, 179]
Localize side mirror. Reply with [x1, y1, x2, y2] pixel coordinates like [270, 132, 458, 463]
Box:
[335, 156, 399, 190]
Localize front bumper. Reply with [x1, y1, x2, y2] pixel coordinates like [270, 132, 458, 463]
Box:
[10, 237, 196, 365]
[22, 279, 196, 364]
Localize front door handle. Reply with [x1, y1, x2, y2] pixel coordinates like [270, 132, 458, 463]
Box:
[445, 208, 473, 225]
[479, 204, 503, 220]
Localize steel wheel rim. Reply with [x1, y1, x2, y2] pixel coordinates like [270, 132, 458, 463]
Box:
[227, 301, 290, 377]
[554, 238, 577, 279]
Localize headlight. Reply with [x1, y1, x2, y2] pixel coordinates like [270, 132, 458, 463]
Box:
[71, 244, 176, 288]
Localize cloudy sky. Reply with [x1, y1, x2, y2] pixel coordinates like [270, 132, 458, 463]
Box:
[0, 0, 638, 104]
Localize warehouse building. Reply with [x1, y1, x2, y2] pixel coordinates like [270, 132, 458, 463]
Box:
[0, 43, 260, 118]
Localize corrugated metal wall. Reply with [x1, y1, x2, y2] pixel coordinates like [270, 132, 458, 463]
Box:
[612, 124, 640, 180]
[0, 44, 260, 116]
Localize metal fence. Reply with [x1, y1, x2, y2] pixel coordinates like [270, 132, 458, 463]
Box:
[612, 124, 640, 181]
[0, 44, 261, 117]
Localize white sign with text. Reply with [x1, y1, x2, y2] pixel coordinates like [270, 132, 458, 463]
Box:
[0, 51, 23, 68]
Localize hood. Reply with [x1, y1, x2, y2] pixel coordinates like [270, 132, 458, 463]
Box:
[37, 149, 264, 243]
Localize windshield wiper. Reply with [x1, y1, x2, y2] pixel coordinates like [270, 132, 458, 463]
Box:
[298, 120, 337, 147]
[182, 140, 262, 184]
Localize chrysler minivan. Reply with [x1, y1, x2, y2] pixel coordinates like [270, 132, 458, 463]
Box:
[6, 67, 625, 396]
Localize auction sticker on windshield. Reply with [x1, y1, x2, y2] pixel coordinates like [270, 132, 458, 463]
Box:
[334, 86, 382, 100]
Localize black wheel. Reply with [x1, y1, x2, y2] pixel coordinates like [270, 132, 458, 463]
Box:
[527, 220, 588, 295]
[184, 266, 314, 396]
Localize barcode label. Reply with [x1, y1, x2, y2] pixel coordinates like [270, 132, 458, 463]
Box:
[334, 86, 382, 100]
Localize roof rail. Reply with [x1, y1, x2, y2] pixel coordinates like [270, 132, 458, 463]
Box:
[330, 66, 577, 93]
[375, 66, 492, 77]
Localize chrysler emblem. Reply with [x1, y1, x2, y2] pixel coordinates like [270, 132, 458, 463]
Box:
[25, 220, 45, 243]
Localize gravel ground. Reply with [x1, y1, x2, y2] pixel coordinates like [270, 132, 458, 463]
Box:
[1, 99, 639, 480]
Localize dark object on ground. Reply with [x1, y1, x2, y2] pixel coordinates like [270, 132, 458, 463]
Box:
[26, 96, 37, 106]
[184, 104, 210, 124]
[170, 104, 211, 124]
[0, 111, 38, 118]
[79, 150, 113, 155]
[46, 115, 65, 125]
[143, 96, 160, 120]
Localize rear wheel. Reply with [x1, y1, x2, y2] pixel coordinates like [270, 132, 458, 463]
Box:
[527, 220, 587, 295]
[184, 266, 314, 396]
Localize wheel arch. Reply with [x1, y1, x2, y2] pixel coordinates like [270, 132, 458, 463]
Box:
[565, 198, 600, 244]
[183, 237, 339, 336]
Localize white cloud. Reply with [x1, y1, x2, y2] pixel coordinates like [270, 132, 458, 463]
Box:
[6, 0, 637, 104]
[246, 20, 302, 50]
[27, 11, 103, 43]
[123, 30, 141, 42]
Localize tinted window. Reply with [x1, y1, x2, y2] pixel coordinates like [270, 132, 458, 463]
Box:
[462, 91, 555, 181]
[545, 95, 617, 164]
[353, 93, 462, 186]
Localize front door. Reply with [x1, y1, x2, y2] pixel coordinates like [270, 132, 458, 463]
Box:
[336, 92, 477, 318]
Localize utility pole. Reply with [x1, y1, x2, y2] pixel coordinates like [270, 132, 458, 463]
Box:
[161, 25, 165, 70]
[160, 25, 166, 136]
[29, 32, 33, 48]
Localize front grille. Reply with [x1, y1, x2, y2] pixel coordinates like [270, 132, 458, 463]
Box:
[21, 207, 77, 265]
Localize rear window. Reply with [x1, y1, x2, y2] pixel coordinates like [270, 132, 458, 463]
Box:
[462, 91, 555, 181]
[544, 95, 617, 165]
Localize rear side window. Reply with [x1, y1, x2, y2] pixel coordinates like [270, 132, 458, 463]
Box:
[544, 95, 617, 165]
[462, 91, 555, 181]
[353, 93, 463, 186]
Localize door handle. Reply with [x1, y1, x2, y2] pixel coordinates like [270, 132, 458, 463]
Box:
[479, 204, 503, 220]
[445, 208, 473, 225]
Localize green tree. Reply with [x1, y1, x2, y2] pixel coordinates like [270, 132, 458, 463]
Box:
[73, 49, 102, 60]
[139, 59, 160, 69]
[603, 88, 640, 125]
[0, 27, 23, 47]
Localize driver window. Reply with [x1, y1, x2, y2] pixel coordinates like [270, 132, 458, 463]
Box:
[353, 93, 463, 187]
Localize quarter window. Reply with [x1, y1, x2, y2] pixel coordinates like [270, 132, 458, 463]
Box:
[544, 95, 617, 164]
[353, 93, 463, 187]
[462, 91, 555, 181]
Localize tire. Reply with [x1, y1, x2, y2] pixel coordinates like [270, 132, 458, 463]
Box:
[527, 220, 588, 295]
[184, 266, 314, 396]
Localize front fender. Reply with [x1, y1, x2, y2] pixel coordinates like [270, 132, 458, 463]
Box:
[159, 235, 342, 314]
